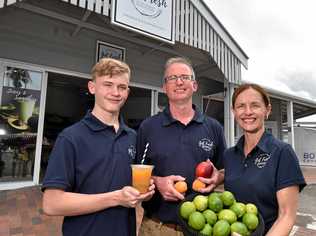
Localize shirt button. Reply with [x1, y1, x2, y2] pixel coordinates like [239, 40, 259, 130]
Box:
[244, 163, 248, 167]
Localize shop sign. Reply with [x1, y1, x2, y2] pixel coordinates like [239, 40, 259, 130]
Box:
[303, 152, 316, 164]
[294, 127, 316, 166]
[111, 0, 175, 44]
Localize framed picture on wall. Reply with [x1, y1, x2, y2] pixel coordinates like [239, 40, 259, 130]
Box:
[96, 41, 126, 62]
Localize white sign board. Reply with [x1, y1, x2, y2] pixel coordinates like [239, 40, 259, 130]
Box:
[294, 127, 316, 166]
[111, 0, 175, 44]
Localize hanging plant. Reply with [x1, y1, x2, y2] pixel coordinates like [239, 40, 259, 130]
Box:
[6, 67, 32, 89]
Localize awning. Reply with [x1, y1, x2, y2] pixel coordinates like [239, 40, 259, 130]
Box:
[0, 0, 248, 84]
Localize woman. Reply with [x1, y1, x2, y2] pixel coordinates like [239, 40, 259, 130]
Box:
[224, 83, 306, 235]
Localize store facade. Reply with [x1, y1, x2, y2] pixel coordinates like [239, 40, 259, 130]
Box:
[0, 0, 249, 190]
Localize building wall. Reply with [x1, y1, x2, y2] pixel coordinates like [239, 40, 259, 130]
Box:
[0, 8, 166, 88]
[0, 6, 227, 116]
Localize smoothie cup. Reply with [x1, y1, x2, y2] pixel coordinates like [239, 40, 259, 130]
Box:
[15, 97, 36, 125]
[131, 164, 154, 193]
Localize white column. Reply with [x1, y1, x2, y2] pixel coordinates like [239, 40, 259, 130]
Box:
[33, 70, 48, 185]
[224, 81, 235, 147]
[287, 100, 295, 149]
[151, 90, 159, 115]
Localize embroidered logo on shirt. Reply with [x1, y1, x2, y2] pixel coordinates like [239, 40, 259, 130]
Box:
[254, 153, 271, 168]
[128, 145, 136, 160]
[198, 138, 214, 152]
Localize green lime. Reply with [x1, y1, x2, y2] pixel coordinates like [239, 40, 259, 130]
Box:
[209, 192, 221, 199]
[193, 195, 208, 211]
[246, 203, 258, 215]
[230, 202, 246, 218]
[203, 209, 217, 226]
[188, 211, 206, 231]
[208, 195, 223, 213]
[231, 222, 249, 236]
[180, 201, 196, 219]
[200, 223, 213, 236]
[220, 191, 236, 207]
[218, 209, 237, 224]
[242, 213, 259, 230]
[213, 220, 231, 236]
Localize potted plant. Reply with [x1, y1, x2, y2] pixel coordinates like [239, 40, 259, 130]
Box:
[6, 67, 32, 92]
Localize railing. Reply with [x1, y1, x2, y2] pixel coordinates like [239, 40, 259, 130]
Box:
[174, 0, 242, 83]
[61, 0, 110, 16]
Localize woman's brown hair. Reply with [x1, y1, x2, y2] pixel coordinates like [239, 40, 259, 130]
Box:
[232, 83, 271, 108]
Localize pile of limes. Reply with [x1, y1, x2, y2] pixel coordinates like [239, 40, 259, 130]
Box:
[179, 191, 260, 236]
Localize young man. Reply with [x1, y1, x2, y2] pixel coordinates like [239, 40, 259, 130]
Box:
[137, 57, 226, 236]
[42, 58, 154, 236]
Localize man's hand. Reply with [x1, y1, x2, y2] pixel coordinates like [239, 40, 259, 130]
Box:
[153, 175, 185, 201]
[195, 162, 224, 193]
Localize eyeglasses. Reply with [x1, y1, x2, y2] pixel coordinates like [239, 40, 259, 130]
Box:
[164, 74, 194, 83]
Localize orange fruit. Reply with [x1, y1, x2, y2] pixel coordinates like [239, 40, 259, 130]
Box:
[192, 179, 206, 191]
[174, 181, 188, 193]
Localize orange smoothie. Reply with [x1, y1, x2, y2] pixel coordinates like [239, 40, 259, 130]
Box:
[131, 164, 154, 193]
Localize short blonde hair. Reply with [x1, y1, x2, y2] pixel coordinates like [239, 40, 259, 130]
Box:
[91, 58, 131, 81]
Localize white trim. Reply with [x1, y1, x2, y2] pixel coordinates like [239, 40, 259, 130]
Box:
[33, 71, 48, 185]
[0, 181, 35, 191]
[287, 101, 295, 149]
[151, 90, 156, 116]
[224, 81, 235, 147]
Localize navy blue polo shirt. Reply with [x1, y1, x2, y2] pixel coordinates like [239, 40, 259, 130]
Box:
[136, 105, 226, 224]
[224, 131, 306, 233]
[42, 111, 137, 236]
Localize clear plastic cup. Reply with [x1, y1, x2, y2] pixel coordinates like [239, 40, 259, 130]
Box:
[131, 164, 154, 193]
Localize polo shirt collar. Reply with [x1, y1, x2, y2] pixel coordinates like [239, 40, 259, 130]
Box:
[82, 111, 129, 133]
[162, 104, 204, 126]
[235, 131, 271, 154]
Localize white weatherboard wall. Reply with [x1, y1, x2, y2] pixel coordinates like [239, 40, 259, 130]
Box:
[294, 127, 316, 166]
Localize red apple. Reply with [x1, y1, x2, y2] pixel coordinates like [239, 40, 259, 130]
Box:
[195, 161, 213, 178]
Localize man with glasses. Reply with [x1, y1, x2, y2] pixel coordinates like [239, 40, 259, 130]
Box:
[136, 57, 226, 236]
